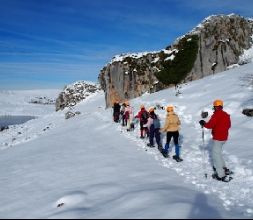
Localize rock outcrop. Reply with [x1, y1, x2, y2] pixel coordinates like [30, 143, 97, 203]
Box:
[99, 14, 253, 107]
[242, 109, 253, 117]
[55, 81, 101, 111]
[29, 96, 55, 105]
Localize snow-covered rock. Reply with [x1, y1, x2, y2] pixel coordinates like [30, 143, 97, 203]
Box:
[55, 81, 101, 111]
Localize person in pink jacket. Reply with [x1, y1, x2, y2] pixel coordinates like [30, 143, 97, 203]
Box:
[144, 107, 162, 150]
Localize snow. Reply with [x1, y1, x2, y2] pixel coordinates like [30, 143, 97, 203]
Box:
[0, 63, 253, 218]
[151, 57, 160, 63]
[165, 54, 175, 61]
[109, 49, 178, 65]
[240, 35, 253, 64]
[110, 51, 159, 64]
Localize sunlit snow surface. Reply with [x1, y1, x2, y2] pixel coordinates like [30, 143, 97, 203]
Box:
[0, 63, 253, 218]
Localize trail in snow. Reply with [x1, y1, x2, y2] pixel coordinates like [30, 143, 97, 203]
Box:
[92, 108, 253, 218]
[1, 89, 252, 218]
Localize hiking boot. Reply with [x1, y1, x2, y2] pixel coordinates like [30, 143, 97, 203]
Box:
[158, 145, 163, 153]
[140, 136, 145, 139]
[161, 151, 169, 158]
[147, 143, 155, 148]
[173, 155, 183, 162]
[162, 153, 169, 158]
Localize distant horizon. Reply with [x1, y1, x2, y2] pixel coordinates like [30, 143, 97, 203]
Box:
[0, 78, 98, 90]
[1, 0, 253, 90]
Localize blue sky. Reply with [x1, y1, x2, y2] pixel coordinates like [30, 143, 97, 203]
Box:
[1, 0, 253, 90]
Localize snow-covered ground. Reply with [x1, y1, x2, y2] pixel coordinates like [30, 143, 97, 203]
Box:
[0, 63, 253, 218]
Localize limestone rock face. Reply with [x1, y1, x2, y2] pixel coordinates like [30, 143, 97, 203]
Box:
[99, 52, 167, 107]
[99, 14, 253, 107]
[189, 14, 253, 81]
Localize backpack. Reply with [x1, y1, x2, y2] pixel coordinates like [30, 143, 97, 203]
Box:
[153, 117, 161, 129]
[141, 111, 149, 123]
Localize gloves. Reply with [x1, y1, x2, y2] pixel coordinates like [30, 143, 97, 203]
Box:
[199, 120, 206, 127]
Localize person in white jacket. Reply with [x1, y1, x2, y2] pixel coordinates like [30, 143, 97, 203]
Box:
[124, 101, 134, 132]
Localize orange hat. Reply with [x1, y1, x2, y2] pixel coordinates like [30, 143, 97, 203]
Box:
[213, 99, 223, 107]
[149, 107, 155, 113]
[167, 105, 174, 112]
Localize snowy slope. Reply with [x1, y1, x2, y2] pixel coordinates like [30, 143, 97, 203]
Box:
[0, 63, 253, 218]
[0, 89, 60, 116]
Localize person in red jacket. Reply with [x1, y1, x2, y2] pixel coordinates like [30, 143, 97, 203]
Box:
[135, 105, 149, 138]
[199, 99, 232, 182]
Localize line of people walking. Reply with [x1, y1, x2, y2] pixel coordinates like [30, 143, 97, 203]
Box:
[113, 101, 183, 162]
[113, 99, 233, 182]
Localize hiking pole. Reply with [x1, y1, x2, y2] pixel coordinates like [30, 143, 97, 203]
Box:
[201, 111, 208, 179]
[202, 126, 208, 178]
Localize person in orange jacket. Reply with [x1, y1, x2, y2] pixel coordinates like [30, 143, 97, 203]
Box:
[199, 99, 232, 182]
[160, 105, 183, 162]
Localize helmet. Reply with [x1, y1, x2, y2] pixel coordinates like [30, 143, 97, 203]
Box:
[213, 99, 223, 107]
[167, 105, 174, 112]
[149, 107, 155, 113]
[140, 104, 145, 109]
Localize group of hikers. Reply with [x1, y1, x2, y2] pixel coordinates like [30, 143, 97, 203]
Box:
[112, 99, 233, 182]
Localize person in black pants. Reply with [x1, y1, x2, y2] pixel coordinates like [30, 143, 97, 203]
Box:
[112, 101, 121, 123]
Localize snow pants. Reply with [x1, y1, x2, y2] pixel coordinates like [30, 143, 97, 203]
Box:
[126, 116, 134, 131]
[140, 121, 149, 138]
[164, 131, 180, 156]
[212, 140, 226, 178]
[113, 111, 120, 123]
[149, 125, 161, 146]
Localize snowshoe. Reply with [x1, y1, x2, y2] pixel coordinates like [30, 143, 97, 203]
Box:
[173, 155, 183, 162]
[212, 173, 233, 182]
[224, 168, 234, 176]
[213, 167, 234, 176]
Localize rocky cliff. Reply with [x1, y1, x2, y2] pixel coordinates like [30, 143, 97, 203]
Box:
[99, 14, 253, 107]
